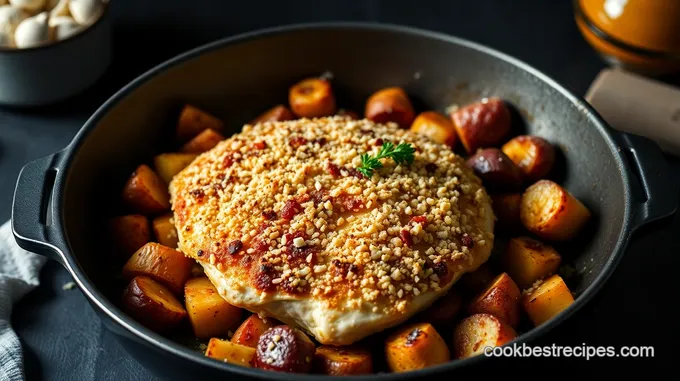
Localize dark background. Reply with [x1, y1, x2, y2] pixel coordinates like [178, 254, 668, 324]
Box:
[1, 0, 677, 379]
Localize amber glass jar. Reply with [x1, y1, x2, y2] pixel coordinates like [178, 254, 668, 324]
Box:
[574, 0, 680, 75]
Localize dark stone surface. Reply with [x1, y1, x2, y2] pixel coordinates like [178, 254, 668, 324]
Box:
[0, 0, 676, 379]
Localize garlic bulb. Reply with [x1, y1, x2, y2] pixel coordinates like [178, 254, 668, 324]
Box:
[68, 0, 102, 25]
[8, 0, 47, 14]
[0, 5, 28, 36]
[14, 11, 49, 48]
[48, 0, 69, 17]
[49, 15, 80, 40]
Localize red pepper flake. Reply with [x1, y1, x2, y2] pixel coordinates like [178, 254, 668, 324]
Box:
[289, 136, 308, 149]
[253, 141, 267, 150]
[221, 152, 238, 168]
[254, 264, 276, 291]
[346, 168, 366, 179]
[336, 193, 365, 212]
[310, 190, 330, 205]
[432, 261, 448, 278]
[410, 215, 428, 225]
[461, 235, 474, 248]
[197, 250, 204, 257]
[262, 210, 277, 220]
[281, 199, 304, 220]
[227, 240, 243, 255]
[425, 163, 438, 173]
[314, 138, 327, 146]
[374, 138, 384, 146]
[400, 229, 413, 247]
[251, 238, 270, 256]
[190, 189, 205, 200]
[327, 161, 341, 177]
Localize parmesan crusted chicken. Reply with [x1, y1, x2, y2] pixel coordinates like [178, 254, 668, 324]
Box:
[169, 116, 495, 345]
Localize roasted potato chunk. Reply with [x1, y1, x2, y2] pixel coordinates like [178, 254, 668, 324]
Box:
[450, 97, 511, 154]
[176, 104, 224, 141]
[151, 213, 179, 249]
[205, 338, 256, 367]
[255, 325, 316, 373]
[468, 272, 521, 327]
[502, 135, 555, 181]
[122, 242, 193, 294]
[466, 148, 524, 192]
[459, 264, 496, 296]
[418, 289, 463, 325]
[289, 78, 336, 118]
[364, 87, 415, 129]
[491, 193, 522, 231]
[313, 346, 373, 375]
[502, 236, 562, 289]
[251, 104, 295, 124]
[522, 274, 574, 326]
[335, 108, 360, 120]
[108, 214, 151, 257]
[184, 277, 242, 339]
[520, 180, 591, 240]
[231, 314, 276, 348]
[452, 313, 517, 359]
[121, 276, 186, 332]
[385, 323, 450, 373]
[153, 153, 198, 184]
[180, 129, 224, 154]
[410, 111, 458, 147]
[121, 164, 171, 215]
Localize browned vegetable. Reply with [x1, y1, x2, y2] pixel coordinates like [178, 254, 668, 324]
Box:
[452, 313, 517, 359]
[122, 242, 193, 294]
[176, 104, 224, 142]
[254, 325, 316, 373]
[313, 346, 373, 375]
[491, 193, 522, 230]
[459, 264, 496, 296]
[501, 135, 555, 181]
[153, 153, 198, 184]
[385, 322, 450, 373]
[468, 272, 521, 327]
[502, 236, 562, 289]
[108, 214, 151, 257]
[121, 276, 187, 332]
[289, 78, 336, 118]
[466, 148, 524, 192]
[121, 164, 171, 215]
[231, 314, 276, 348]
[520, 180, 591, 240]
[184, 277, 242, 339]
[418, 289, 463, 325]
[151, 213, 179, 249]
[180, 129, 225, 153]
[335, 108, 360, 120]
[522, 274, 574, 326]
[450, 97, 511, 154]
[205, 338, 256, 367]
[364, 87, 415, 128]
[251, 105, 295, 124]
[409, 111, 458, 147]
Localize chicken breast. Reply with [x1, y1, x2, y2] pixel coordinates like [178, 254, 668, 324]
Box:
[169, 116, 494, 345]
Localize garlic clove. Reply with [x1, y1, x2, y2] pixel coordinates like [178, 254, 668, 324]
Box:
[0, 5, 29, 36]
[48, 0, 69, 17]
[14, 10, 49, 48]
[9, 0, 47, 14]
[68, 0, 101, 25]
[49, 14, 80, 40]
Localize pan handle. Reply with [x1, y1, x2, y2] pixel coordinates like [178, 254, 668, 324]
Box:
[618, 132, 678, 230]
[11, 151, 68, 266]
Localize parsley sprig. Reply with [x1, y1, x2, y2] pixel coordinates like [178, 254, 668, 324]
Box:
[357, 141, 416, 178]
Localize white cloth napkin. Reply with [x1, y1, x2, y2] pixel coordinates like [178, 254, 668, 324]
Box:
[0, 220, 47, 381]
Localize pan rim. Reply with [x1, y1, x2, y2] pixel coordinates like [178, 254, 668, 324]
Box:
[53, 21, 635, 379]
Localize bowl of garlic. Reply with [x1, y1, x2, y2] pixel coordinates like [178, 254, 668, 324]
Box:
[0, 0, 111, 106]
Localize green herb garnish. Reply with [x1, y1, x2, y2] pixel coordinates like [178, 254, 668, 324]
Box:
[357, 142, 416, 178]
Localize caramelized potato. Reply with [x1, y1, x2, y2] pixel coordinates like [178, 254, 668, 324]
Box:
[335, 108, 360, 120]
[289, 78, 336, 118]
[418, 289, 463, 325]
[122, 242, 193, 294]
[491, 193, 522, 231]
[520, 180, 591, 240]
[153, 153, 198, 184]
[450, 97, 511, 153]
[502, 236, 562, 289]
[121, 164, 171, 215]
[385, 322, 450, 373]
[255, 325, 316, 373]
[251, 104, 295, 124]
[409, 111, 458, 147]
[466, 148, 524, 192]
[522, 274, 574, 326]
[502, 135, 555, 181]
[185, 277, 243, 339]
[452, 313, 517, 359]
[108, 214, 151, 257]
[364, 87, 415, 128]
[468, 272, 521, 327]
[180, 129, 225, 154]
[232, 314, 276, 348]
[176, 104, 224, 141]
[205, 338, 256, 367]
[313, 346, 373, 375]
[459, 264, 496, 296]
[121, 276, 186, 332]
[151, 213, 179, 249]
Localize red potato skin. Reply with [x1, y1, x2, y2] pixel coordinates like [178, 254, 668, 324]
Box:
[313, 346, 373, 375]
[466, 148, 524, 193]
[121, 164, 171, 215]
[450, 97, 511, 153]
[501, 135, 555, 181]
[364, 87, 416, 129]
[122, 242, 194, 295]
[231, 314, 276, 348]
[252, 105, 295, 124]
[452, 313, 517, 359]
[180, 128, 225, 153]
[289, 78, 337, 118]
[467, 272, 521, 327]
[254, 326, 316, 373]
[109, 214, 152, 257]
[121, 276, 186, 332]
[176, 105, 224, 142]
